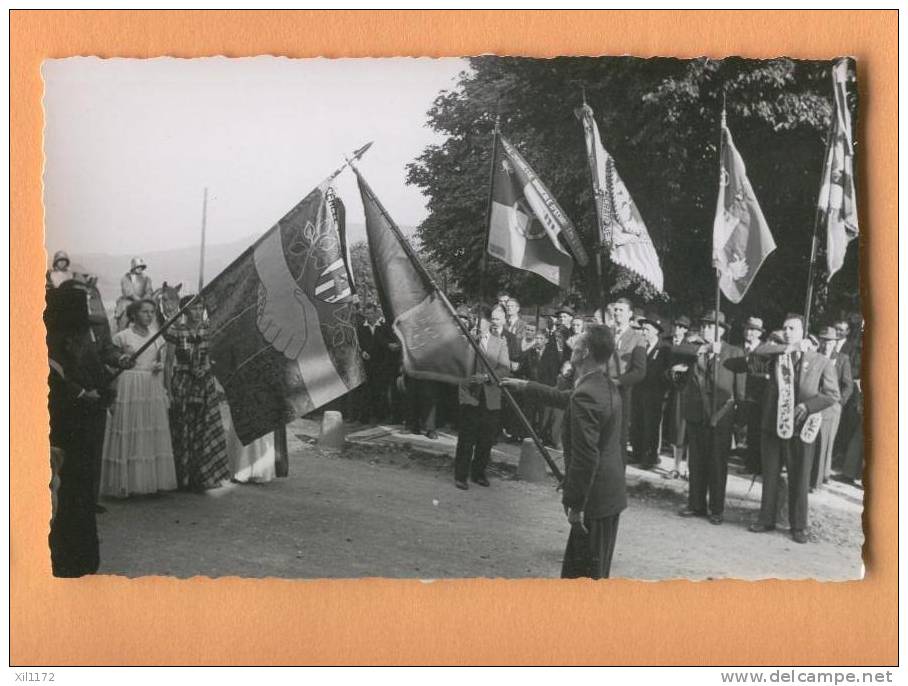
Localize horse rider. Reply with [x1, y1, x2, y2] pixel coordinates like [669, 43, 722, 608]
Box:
[115, 257, 154, 330]
[46, 250, 75, 289]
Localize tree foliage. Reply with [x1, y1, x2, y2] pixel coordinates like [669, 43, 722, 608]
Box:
[406, 56, 860, 330]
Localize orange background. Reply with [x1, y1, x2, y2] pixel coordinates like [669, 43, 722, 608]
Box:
[10, 10, 897, 665]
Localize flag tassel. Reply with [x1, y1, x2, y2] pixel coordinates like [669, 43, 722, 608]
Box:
[351, 158, 564, 484]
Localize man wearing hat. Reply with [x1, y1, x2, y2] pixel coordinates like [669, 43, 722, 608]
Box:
[607, 298, 647, 462]
[748, 314, 839, 543]
[673, 310, 746, 525]
[631, 314, 670, 469]
[811, 325, 853, 488]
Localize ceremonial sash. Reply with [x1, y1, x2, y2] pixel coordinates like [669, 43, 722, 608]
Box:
[776, 352, 795, 439]
[776, 352, 823, 443]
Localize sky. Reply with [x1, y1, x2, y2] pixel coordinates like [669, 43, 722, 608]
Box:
[43, 57, 469, 256]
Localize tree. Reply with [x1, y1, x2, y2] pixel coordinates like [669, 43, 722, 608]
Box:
[406, 56, 860, 331]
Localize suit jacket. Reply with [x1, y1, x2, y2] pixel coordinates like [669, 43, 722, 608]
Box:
[498, 329, 523, 365]
[539, 336, 569, 385]
[639, 342, 670, 395]
[608, 327, 647, 388]
[755, 345, 840, 433]
[672, 341, 746, 426]
[523, 370, 627, 519]
[357, 321, 396, 376]
[830, 351, 854, 407]
[743, 344, 772, 404]
[458, 333, 511, 410]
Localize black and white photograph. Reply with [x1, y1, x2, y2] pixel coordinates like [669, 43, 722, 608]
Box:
[42, 54, 864, 582]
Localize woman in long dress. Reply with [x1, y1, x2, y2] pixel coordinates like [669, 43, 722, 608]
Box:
[100, 299, 177, 498]
[166, 295, 231, 492]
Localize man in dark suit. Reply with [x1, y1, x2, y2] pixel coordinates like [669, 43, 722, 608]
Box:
[631, 314, 670, 470]
[748, 314, 840, 543]
[741, 316, 770, 474]
[355, 303, 397, 425]
[812, 325, 853, 488]
[607, 298, 646, 462]
[453, 306, 512, 490]
[674, 311, 746, 525]
[516, 331, 548, 435]
[503, 325, 627, 579]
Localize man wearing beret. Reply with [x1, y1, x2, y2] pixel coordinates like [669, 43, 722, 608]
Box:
[631, 314, 670, 470]
[748, 314, 840, 543]
[674, 310, 746, 525]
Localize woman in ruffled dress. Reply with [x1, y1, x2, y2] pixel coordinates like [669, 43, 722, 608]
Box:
[100, 299, 177, 498]
[166, 295, 231, 492]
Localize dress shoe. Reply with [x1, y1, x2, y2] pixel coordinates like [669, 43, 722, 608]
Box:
[677, 507, 705, 518]
[94, 504, 107, 514]
[748, 522, 775, 533]
[791, 529, 808, 544]
[455, 480, 469, 491]
[708, 514, 723, 525]
[471, 475, 490, 487]
[425, 430, 438, 440]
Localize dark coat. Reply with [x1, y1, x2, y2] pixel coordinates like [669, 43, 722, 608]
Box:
[639, 343, 670, 395]
[672, 341, 746, 427]
[831, 351, 854, 408]
[523, 370, 627, 519]
[517, 346, 545, 382]
[357, 321, 397, 378]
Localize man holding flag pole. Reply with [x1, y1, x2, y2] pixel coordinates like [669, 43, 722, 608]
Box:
[673, 101, 772, 524]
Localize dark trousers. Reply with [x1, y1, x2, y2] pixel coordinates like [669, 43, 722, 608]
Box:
[357, 367, 391, 423]
[744, 401, 763, 474]
[618, 386, 633, 463]
[631, 389, 663, 466]
[687, 419, 733, 515]
[406, 378, 439, 433]
[759, 431, 816, 531]
[86, 408, 107, 505]
[50, 445, 100, 577]
[561, 514, 621, 579]
[540, 406, 564, 449]
[454, 403, 500, 482]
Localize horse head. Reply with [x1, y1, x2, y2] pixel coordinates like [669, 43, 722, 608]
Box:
[153, 281, 183, 324]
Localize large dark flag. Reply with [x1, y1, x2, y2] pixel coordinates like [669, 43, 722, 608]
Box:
[355, 169, 473, 385]
[820, 58, 859, 280]
[487, 135, 588, 288]
[203, 182, 364, 444]
[713, 115, 777, 303]
[577, 102, 664, 292]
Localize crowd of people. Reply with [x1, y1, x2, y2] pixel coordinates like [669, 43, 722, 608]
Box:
[45, 254, 279, 577]
[348, 290, 865, 573]
[44, 251, 864, 580]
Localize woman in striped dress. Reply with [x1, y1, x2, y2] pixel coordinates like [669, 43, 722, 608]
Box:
[165, 296, 230, 492]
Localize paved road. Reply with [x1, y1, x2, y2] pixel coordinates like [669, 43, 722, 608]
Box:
[97, 430, 863, 580]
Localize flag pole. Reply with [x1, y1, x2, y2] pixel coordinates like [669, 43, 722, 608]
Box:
[109, 293, 201, 381]
[712, 98, 727, 418]
[478, 108, 501, 306]
[351, 159, 564, 483]
[198, 187, 208, 293]
[803, 114, 836, 332]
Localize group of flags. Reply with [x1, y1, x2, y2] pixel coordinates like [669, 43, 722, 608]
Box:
[199, 58, 859, 446]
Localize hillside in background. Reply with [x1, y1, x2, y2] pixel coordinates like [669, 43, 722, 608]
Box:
[53, 222, 416, 309]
